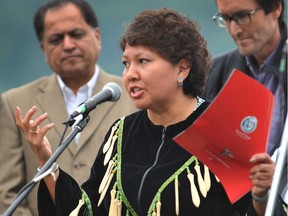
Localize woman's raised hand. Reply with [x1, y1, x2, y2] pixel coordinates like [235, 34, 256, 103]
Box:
[15, 106, 54, 167]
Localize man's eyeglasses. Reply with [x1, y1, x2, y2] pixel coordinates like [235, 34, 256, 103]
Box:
[212, 8, 261, 28]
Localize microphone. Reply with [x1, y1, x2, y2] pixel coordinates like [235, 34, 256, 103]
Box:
[70, 82, 122, 119]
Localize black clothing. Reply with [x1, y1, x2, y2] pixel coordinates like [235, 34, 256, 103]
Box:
[38, 101, 257, 216]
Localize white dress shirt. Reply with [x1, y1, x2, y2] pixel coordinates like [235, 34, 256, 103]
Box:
[56, 65, 99, 143]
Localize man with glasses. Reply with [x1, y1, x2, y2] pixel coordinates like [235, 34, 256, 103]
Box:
[212, 8, 261, 28]
[205, 0, 287, 215]
[206, 0, 287, 155]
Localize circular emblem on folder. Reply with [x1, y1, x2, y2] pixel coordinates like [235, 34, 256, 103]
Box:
[240, 116, 258, 133]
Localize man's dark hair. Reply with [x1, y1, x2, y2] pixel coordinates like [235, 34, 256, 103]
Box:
[257, 0, 285, 25]
[33, 0, 98, 42]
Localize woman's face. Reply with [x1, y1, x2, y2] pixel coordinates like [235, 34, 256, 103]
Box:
[122, 44, 182, 112]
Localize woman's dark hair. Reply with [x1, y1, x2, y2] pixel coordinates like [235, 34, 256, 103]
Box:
[120, 8, 212, 97]
[33, 0, 98, 42]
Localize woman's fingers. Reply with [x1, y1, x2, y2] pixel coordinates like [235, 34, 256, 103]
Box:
[15, 106, 54, 166]
[23, 106, 38, 131]
[15, 106, 38, 131]
[15, 106, 54, 144]
[15, 106, 24, 132]
[29, 112, 48, 130]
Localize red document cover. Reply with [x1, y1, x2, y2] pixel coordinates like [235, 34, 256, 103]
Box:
[174, 69, 274, 203]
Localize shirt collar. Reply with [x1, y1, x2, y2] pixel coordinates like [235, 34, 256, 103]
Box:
[245, 42, 279, 74]
[245, 22, 286, 72]
[56, 64, 99, 97]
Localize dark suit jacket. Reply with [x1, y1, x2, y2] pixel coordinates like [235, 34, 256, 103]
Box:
[205, 23, 287, 216]
[0, 68, 137, 216]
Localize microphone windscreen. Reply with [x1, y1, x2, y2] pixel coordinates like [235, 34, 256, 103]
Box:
[103, 82, 122, 101]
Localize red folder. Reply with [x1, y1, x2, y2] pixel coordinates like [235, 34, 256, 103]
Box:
[174, 69, 274, 203]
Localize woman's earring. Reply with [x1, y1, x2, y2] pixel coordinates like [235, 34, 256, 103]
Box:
[178, 77, 183, 87]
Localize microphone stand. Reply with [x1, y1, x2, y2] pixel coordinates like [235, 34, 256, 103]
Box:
[3, 115, 90, 216]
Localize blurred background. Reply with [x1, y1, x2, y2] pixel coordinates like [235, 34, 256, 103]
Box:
[0, 0, 236, 93]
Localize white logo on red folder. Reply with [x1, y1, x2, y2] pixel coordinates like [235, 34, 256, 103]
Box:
[240, 116, 258, 133]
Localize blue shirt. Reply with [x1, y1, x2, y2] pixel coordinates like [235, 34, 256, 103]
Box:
[246, 45, 285, 154]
